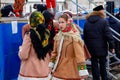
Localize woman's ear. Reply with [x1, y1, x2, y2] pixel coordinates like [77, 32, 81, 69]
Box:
[69, 18, 73, 23]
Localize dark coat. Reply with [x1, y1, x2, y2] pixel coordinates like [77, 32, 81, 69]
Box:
[84, 11, 114, 57]
[1, 4, 13, 17]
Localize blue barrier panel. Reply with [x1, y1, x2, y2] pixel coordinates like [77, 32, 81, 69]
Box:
[73, 19, 86, 29]
[0, 23, 4, 80]
[73, 19, 86, 39]
[0, 22, 27, 80]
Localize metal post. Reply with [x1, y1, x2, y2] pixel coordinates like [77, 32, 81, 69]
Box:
[71, 0, 88, 12]
[118, 0, 120, 8]
[76, 0, 79, 26]
[30, 5, 32, 13]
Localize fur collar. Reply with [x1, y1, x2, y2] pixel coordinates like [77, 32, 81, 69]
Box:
[54, 30, 84, 46]
[86, 11, 106, 19]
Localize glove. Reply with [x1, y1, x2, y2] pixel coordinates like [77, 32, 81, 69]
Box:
[78, 65, 89, 77]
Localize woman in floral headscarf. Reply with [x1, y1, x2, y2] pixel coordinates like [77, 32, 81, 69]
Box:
[18, 11, 51, 80]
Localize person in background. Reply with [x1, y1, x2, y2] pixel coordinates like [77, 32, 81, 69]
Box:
[18, 11, 51, 80]
[108, 17, 120, 59]
[13, 0, 27, 17]
[48, 13, 88, 80]
[0, 4, 15, 17]
[84, 5, 115, 80]
[33, 4, 47, 13]
[41, 0, 56, 14]
[115, 9, 120, 20]
[42, 10, 56, 51]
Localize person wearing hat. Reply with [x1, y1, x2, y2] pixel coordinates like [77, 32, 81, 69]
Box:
[18, 11, 51, 80]
[33, 4, 47, 13]
[84, 5, 115, 80]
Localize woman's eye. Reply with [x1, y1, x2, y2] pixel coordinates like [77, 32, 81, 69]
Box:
[59, 22, 64, 24]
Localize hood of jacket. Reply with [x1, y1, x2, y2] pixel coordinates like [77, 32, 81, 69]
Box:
[86, 11, 106, 23]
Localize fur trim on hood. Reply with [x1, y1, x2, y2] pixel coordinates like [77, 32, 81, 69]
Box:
[86, 11, 106, 19]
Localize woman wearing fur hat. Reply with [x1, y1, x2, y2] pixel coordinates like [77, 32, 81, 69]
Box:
[84, 5, 115, 80]
[48, 13, 89, 80]
[18, 11, 51, 80]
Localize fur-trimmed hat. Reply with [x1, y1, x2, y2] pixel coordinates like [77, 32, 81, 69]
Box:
[93, 5, 104, 11]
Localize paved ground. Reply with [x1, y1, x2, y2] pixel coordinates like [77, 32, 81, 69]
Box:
[109, 64, 120, 80]
[86, 62, 120, 80]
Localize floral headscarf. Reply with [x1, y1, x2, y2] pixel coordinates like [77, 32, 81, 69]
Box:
[29, 11, 50, 60]
[29, 11, 45, 27]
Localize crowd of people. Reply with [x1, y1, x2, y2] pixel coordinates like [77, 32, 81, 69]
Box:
[18, 4, 120, 80]
[0, 0, 120, 79]
[17, 0, 91, 80]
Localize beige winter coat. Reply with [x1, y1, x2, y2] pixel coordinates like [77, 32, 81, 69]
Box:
[18, 33, 50, 78]
[51, 31, 86, 79]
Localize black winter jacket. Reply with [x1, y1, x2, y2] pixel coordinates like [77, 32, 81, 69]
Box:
[84, 12, 114, 57]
